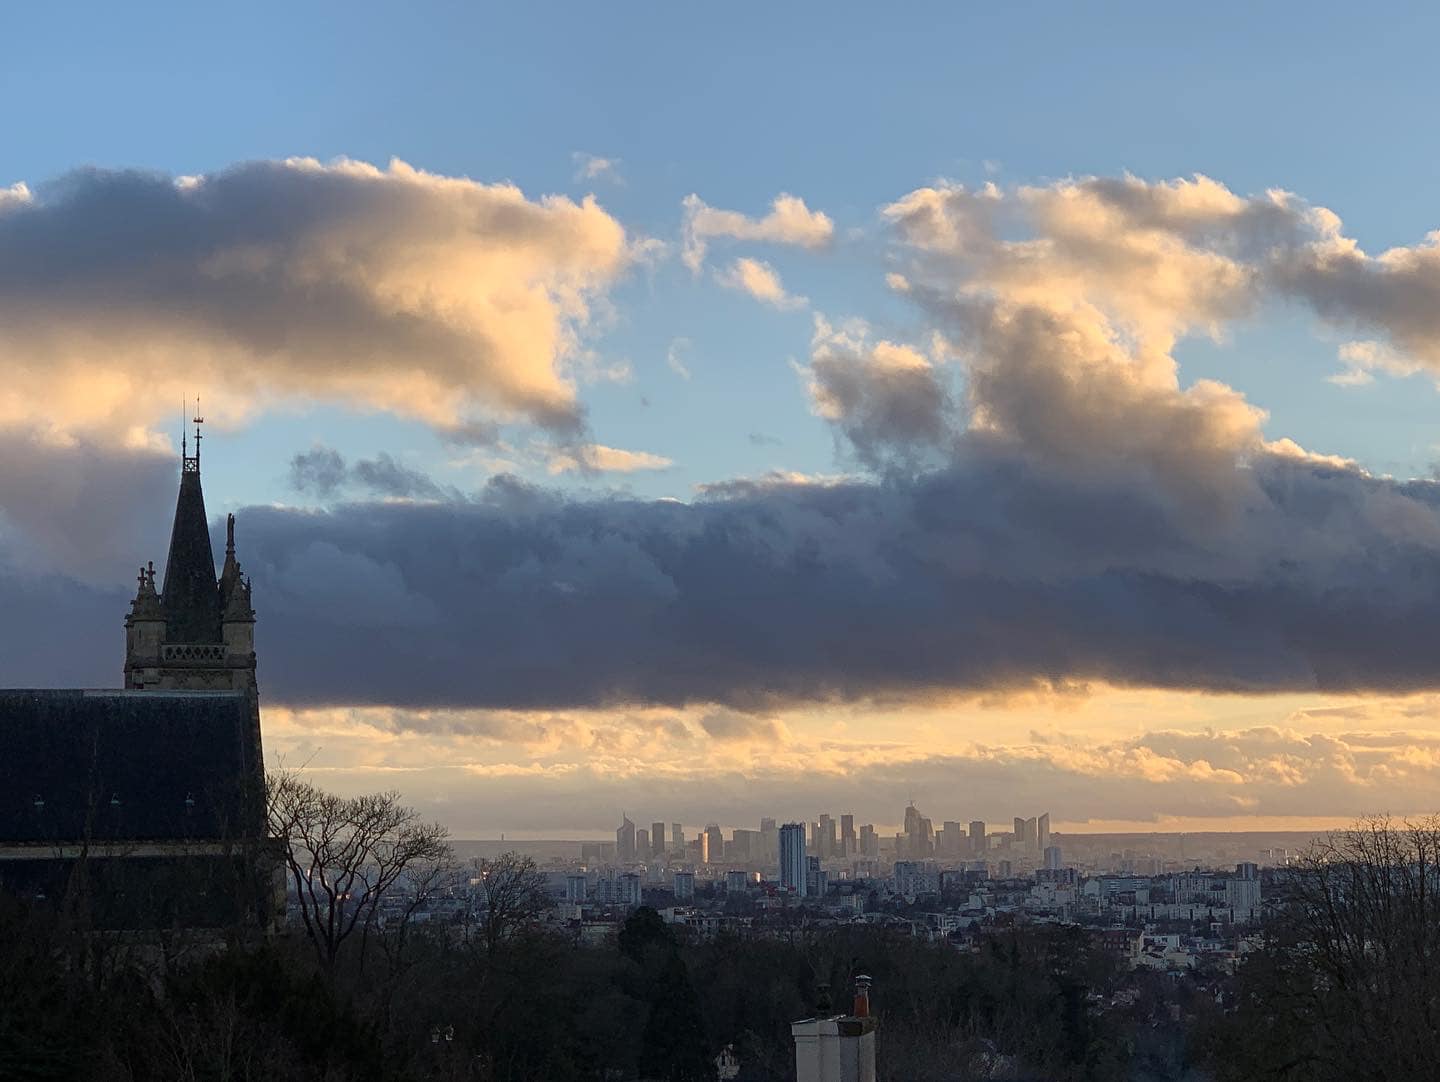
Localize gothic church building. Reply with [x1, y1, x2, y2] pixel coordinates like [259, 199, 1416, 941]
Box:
[0, 426, 282, 930]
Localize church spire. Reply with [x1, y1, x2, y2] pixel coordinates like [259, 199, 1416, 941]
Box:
[160, 407, 221, 643]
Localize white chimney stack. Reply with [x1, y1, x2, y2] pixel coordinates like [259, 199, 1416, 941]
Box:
[791, 975, 877, 1082]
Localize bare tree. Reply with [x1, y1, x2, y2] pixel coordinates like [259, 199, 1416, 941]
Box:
[1212, 814, 1440, 1081]
[267, 772, 452, 977]
[467, 851, 552, 959]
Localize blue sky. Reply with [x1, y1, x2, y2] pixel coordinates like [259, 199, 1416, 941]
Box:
[7, 2, 1440, 511]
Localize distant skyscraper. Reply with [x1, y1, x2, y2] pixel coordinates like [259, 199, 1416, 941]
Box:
[705, 823, 723, 864]
[940, 821, 962, 856]
[565, 874, 588, 904]
[819, 814, 836, 859]
[761, 817, 779, 861]
[725, 869, 747, 893]
[840, 814, 856, 857]
[1037, 812, 1050, 853]
[652, 821, 666, 856]
[617, 815, 636, 862]
[618, 872, 642, 907]
[1013, 816, 1025, 844]
[697, 830, 709, 864]
[969, 820, 986, 854]
[731, 828, 759, 861]
[805, 854, 827, 897]
[904, 803, 932, 857]
[672, 823, 685, 853]
[1044, 845, 1062, 871]
[673, 870, 695, 900]
[635, 828, 649, 857]
[779, 822, 807, 897]
[859, 824, 878, 857]
[1025, 816, 1038, 850]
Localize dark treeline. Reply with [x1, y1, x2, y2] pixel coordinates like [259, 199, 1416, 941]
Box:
[0, 892, 1185, 1082]
[6, 798, 1440, 1081]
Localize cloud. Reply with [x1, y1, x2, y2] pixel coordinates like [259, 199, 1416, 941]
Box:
[697, 710, 787, 744]
[547, 444, 674, 474]
[15, 170, 1440, 727]
[261, 700, 1440, 833]
[288, 446, 348, 497]
[353, 453, 447, 500]
[51, 447, 1406, 714]
[715, 257, 807, 309]
[0, 157, 631, 441]
[804, 316, 957, 470]
[681, 192, 833, 272]
[1327, 340, 1426, 387]
[882, 172, 1440, 393]
[665, 337, 693, 380]
[289, 445, 447, 501]
[571, 152, 622, 185]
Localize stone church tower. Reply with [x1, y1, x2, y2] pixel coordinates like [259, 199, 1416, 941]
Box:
[123, 418, 265, 817]
[0, 415, 281, 931]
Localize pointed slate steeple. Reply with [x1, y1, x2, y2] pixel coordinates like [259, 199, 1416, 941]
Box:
[160, 413, 221, 644]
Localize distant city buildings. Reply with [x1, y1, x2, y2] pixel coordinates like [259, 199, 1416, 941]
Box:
[617, 816, 636, 863]
[705, 824, 723, 865]
[779, 822, 807, 897]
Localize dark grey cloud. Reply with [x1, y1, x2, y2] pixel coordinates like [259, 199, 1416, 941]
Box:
[0, 426, 175, 581]
[4, 419, 1440, 711]
[288, 446, 348, 497]
[185, 442, 1440, 710]
[288, 445, 447, 501]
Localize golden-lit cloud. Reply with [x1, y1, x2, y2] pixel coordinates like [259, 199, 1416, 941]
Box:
[547, 444, 674, 474]
[681, 191, 833, 272]
[0, 157, 633, 442]
[261, 689, 1440, 835]
[715, 257, 807, 309]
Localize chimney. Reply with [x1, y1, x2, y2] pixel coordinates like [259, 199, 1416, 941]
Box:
[852, 974, 871, 1017]
[791, 975, 877, 1082]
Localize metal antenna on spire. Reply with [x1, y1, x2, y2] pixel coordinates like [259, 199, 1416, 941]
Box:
[193, 396, 204, 464]
[182, 396, 204, 474]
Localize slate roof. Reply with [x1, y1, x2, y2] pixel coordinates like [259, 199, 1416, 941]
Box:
[0, 689, 260, 844]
